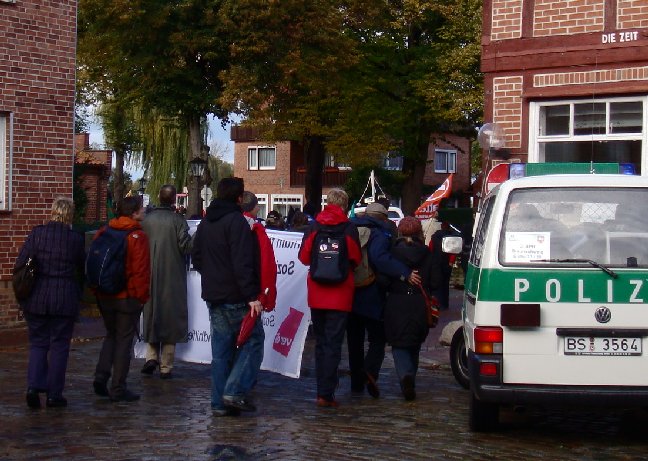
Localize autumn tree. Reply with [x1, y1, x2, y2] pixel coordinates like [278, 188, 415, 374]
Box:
[220, 0, 359, 211]
[77, 0, 231, 212]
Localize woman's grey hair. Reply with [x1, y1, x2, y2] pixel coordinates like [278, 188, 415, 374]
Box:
[326, 189, 349, 211]
[51, 197, 75, 225]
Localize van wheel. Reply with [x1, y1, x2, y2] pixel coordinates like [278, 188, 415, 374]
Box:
[469, 392, 499, 432]
[450, 327, 470, 389]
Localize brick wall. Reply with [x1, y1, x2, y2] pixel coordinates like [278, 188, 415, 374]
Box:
[75, 134, 111, 223]
[534, 0, 604, 36]
[0, 0, 77, 329]
[492, 76, 523, 149]
[618, 0, 648, 28]
[491, 0, 523, 41]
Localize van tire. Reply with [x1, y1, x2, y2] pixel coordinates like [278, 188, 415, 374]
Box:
[469, 392, 499, 432]
[450, 327, 470, 389]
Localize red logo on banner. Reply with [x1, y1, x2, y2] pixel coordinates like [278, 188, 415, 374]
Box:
[273, 307, 304, 357]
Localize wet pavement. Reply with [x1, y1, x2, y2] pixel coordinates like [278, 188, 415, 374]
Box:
[2, 288, 648, 460]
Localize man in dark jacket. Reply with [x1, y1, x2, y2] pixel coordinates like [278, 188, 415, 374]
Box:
[348, 202, 419, 398]
[191, 178, 263, 416]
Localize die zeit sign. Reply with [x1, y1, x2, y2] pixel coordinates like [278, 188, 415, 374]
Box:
[602, 31, 640, 44]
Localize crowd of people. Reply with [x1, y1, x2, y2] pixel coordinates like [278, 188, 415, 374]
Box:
[14, 179, 455, 414]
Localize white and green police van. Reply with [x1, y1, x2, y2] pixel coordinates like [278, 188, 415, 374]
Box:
[464, 163, 648, 431]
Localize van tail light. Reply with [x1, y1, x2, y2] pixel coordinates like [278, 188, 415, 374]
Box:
[474, 326, 503, 354]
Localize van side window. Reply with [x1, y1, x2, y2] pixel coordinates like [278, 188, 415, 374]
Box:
[470, 196, 495, 268]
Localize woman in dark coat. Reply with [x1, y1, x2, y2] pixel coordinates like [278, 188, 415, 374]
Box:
[384, 217, 442, 401]
[15, 197, 85, 408]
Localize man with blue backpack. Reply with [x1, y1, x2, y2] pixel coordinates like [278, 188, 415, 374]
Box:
[298, 189, 361, 408]
[88, 196, 150, 403]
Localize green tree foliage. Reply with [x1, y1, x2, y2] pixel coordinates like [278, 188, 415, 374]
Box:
[220, 0, 359, 210]
[330, 0, 483, 214]
[77, 0, 231, 206]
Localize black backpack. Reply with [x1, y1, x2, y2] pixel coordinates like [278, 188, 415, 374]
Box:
[309, 223, 350, 284]
[85, 227, 132, 294]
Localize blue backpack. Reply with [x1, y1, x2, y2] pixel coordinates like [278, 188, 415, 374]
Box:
[85, 227, 132, 294]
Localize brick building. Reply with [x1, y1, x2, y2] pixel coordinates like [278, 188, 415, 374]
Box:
[0, 0, 78, 330]
[482, 0, 648, 172]
[232, 126, 471, 218]
[74, 133, 111, 224]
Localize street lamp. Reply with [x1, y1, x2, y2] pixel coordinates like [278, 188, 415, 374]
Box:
[188, 156, 208, 217]
[138, 176, 148, 195]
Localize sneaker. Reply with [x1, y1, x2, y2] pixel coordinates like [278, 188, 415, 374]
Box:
[141, 360, 159, 375]
[316, 396, 339, 408]
[110, 390, 140, 403]
[365, 372, 380, 399]
[93, 381, 109, 397]
[222, 396, 256, 412]
[212, 407, 241, 417]
[401, 375, 416, 401]
[46, 396, 68, 408]
[160, 372, 172, 380]
[26, 388, 41, 409]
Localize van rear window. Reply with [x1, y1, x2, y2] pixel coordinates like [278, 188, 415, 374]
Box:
[499, 188, 648, 267]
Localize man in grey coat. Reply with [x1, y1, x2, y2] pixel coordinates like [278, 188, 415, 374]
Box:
[141, 185, 193, 379]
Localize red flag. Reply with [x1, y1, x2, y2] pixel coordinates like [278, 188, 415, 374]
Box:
[414, 174, 453, 219]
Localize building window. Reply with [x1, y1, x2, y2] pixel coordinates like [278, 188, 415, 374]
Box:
[0, 114, 7, 210]
[271, 194, 302, 219]
[256, 194, 269, 221]
[383, 152, 403, 171]
[434, 149, 457, 173]
[248, 146, 276, 170]
[530, 97, 646, 174]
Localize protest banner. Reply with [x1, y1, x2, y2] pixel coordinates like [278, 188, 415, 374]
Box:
[135, 225, 310, 378]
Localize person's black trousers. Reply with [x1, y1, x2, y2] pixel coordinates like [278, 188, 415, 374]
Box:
[95, 297, 142, 396]
[346, 312, 386, 390]
[310, 308, 348, 400]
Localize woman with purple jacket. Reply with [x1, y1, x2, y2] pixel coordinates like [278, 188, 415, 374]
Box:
[15, 197, 85, 408]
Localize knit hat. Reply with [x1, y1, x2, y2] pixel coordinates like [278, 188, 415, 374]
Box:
[365, 202, 388, 217]
[398, 216, 422, 236]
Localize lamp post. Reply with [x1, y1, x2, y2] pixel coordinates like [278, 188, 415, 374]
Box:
[188, 156, 207, 218]
[138, 176, 148, 196]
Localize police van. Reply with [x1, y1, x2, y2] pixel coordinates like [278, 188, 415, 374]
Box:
[464, 164, 648, 431]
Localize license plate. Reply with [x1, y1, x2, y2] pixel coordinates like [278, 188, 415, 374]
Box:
[564, 337, 642, 356]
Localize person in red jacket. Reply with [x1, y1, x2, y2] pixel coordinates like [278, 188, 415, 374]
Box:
[298, 189, 361, 408]
[241, 191, 277, 311]
[93, 196, 151, 403]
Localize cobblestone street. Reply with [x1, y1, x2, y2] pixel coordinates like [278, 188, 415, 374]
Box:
[2, 289, 648, 460]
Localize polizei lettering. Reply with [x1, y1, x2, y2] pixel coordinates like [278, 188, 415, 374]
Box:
[514, 277, 647, 303]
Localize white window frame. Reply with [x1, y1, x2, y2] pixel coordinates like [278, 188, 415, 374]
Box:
[528, 96, 648, 173]
[434, 149, 457, 173]
[270, 194, 302, 218]
[256, 193, 269, 220]
[247, 146, 276, 170]
[0, 113, 12, 211]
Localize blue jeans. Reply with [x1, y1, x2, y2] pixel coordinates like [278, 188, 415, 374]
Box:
[392, 345, 421, 386]
[208, 302, 264, 410]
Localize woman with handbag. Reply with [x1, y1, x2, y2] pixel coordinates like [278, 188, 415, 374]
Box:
[384, 217, 442, 401]
[14, 197, 85, 408]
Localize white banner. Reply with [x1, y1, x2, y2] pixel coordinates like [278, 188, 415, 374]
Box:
[135, 225, 310, 378]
